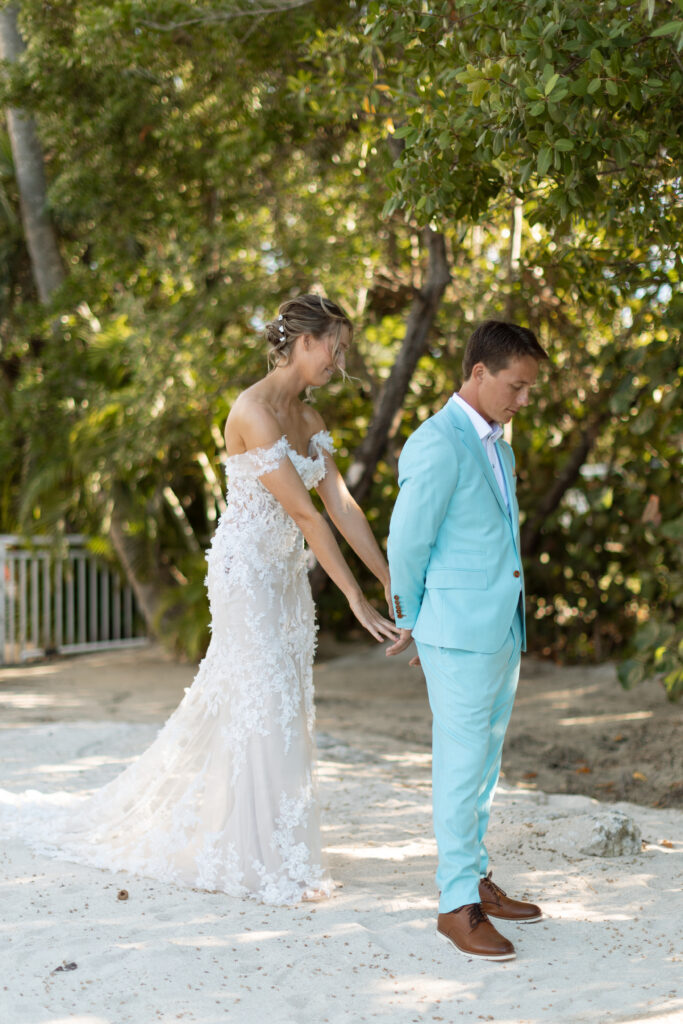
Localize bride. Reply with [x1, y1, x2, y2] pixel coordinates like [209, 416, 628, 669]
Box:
[1, 294, 398, 905]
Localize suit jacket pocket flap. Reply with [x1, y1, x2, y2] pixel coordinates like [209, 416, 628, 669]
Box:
[425, 566, 487, 590]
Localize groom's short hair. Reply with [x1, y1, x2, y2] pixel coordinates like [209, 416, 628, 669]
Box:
[462, 320, 548, 379]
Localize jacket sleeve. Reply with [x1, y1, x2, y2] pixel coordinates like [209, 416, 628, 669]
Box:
[387, 423, 459, 629]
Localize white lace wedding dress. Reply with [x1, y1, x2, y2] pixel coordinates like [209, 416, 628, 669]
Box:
[0, 432, 336, 905]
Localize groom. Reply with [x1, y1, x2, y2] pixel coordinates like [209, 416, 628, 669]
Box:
[386, 320, 548, 961]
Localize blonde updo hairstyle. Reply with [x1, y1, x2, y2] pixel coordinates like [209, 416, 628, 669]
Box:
[264, 294, 353, 372]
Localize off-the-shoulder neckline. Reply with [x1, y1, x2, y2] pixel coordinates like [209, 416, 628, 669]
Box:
[224, 429, 331, 464]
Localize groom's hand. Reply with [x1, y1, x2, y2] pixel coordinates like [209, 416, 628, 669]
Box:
[386, 628, 414, 657]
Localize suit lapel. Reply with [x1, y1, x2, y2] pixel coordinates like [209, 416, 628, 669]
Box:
[445, 401, 510, 519]
[497, 441, 522, 551]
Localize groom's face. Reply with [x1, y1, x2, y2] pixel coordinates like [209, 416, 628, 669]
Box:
[475, 355, 540, 424]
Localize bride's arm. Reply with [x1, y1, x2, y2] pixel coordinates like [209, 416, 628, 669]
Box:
[236, 406, 398, 643]
[263, 461, 397, 642]
[315, 453, 392, 609]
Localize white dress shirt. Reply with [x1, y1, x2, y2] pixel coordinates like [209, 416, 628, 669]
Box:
[451, 393, 509, 511]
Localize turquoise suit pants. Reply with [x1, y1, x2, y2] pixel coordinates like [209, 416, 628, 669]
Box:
[417, 606, 523, 914]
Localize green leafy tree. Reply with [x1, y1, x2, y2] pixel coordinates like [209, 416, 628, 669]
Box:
[0, 0, 680, 696]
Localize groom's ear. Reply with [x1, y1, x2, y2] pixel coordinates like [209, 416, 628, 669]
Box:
[471, 361, 487, 383]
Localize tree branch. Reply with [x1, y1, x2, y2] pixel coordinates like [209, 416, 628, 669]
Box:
[139, 0, 314, 31]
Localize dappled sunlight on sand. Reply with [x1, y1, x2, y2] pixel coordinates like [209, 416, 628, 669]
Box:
[39, 1018, 111, 1024]
[327, 840, 435, 861]
[372, 972, 483, 1010]
[513, 682, 604, 708]
[32, 756, 136, 775]
[1, 719, 681, 1024]
[231, 929, 290, 944]
[0, 690, 84, 711]
[558, 710, 653, 726]
[0, 662, 65, 681]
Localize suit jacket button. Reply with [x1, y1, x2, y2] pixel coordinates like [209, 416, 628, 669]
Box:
[513, 570, 520, 577]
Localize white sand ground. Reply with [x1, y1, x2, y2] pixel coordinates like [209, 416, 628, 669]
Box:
[0, 649, 681, 1024]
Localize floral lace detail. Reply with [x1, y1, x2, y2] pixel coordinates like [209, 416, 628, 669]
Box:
[0, 431, 336, 906]
[253, 780, 333, 906]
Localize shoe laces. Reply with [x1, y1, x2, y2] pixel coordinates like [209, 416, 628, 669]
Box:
[467, 903, 489, 929]
[481, 872, 507, 899]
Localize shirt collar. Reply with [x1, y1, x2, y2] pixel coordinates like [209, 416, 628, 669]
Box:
[451, 393, 502, 443]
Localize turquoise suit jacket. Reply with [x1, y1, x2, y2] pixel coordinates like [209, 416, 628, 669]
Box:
[387, 399, 526, 654]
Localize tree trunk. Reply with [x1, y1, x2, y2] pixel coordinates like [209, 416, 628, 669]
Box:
[345, 228, 451, 506]
[0, 4, 65, 303]
[109, 507, 177, 637]
[505, 195, 523, 321]
[310, 228, 450, 597]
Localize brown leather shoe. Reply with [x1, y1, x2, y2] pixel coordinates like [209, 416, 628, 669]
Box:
[437, 903, 515, 961]
[478, 871, 542, 923]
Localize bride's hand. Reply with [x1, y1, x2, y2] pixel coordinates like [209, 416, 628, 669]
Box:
[348, 592, 401, 643]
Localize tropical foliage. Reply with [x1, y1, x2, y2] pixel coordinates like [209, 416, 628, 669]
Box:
[0, 0, 680, 695]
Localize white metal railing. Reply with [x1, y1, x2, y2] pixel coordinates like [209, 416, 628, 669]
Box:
[0, 534, 148, 665]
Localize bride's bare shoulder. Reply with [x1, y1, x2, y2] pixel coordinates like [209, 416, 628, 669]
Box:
[224, 389, 283, 455]
[299, 402, 327, 437]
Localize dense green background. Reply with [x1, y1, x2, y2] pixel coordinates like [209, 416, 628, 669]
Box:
[1, 0, 681, 696]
